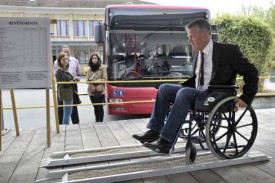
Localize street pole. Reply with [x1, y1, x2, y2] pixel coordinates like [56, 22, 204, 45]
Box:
[1, 94, 10, 136]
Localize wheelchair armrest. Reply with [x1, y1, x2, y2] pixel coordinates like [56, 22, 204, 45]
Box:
[208, 85, 239, 90]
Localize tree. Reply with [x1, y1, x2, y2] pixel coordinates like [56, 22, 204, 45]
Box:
[240, 5, 275, 38]
[212, 14, 273, 91]
[240, 5, 275, 71]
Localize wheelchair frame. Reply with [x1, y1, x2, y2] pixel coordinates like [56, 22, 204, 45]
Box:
[172, 85, 258, 164]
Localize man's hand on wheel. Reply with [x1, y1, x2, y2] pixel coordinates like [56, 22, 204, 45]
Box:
[236, 98, 247, 108]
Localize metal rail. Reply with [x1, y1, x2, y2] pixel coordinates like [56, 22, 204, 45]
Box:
[45, 144, 187, 167]
[36, 151, 270, 183]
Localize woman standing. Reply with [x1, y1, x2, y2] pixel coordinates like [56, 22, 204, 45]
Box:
[86, 53, 107, 122]
[55, 52, 74, 125]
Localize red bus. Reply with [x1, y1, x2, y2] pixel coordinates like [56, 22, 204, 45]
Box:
[96, 5, 216, 115]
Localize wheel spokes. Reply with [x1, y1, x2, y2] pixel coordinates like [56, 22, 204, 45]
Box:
[206, 97, 258, 159]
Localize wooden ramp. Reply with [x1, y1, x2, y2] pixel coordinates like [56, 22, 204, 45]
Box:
[0, 108, 275, 183]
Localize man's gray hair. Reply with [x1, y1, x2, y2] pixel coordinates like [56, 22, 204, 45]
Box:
[60, 45, 70, 52]
[185, 18, 211, 35]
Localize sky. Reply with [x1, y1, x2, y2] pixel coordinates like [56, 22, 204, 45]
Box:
[142, 0, 274, 17]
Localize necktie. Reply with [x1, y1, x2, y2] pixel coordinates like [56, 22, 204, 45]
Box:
[199, 51, 204, 86]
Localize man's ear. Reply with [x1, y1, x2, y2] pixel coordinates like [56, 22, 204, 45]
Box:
[202, 31, 208, 38]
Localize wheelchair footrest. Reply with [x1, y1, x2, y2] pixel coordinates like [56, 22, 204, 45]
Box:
[179, 135, 205, 144]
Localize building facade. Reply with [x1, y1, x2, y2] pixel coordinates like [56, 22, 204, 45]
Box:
[0, 0, 154, 70]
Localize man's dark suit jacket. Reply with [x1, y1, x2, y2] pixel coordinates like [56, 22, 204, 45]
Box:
[183, 41, 259, 105]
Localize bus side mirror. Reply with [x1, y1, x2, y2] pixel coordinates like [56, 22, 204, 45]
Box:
[95, 23, 105, 44]
[212, 33, 219, 42]
[211, 24, 219, 42]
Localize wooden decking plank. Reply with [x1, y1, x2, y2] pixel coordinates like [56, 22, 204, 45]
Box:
[100, 121, 129, 164]
[143, 176, 172, 183]
[256, 110, 274, 124]
[146, 155, 181, 183]
[0, 129, 36, 183]
[106, 120, 137, 146]
[256, 140, 275, 153]
[133, 118, 149, 133]
[141, 118, 150, 126]
[257, 117, 275, 132]
[119, 119, 145, 135]
[106, 120, 146, 183]
[63, 124, 88, 172]
[65, 124, 83, 151]
[167, 173, 199, 183]
[0, 130, 16, 158]
[8, 128, 47, 183]
[118, 119, 146, 145]
[213, 163, 275, 183]
[79, 123, 102, 149]
[35, 126, 66, 181]
[240, 163, 275, 182]
[93, 122, 120, 147]
[252, 160, 275, 178]
[190, 169, 230, 183]
[256, 108, 273, 116]
[118, 180, 143, 183]
[42, 125, 66, 158]
[212, 166, 250, 183]
[79, 122, 107, 168]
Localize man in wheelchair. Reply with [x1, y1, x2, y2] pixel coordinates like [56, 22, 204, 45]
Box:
[132, 18, 259, 155]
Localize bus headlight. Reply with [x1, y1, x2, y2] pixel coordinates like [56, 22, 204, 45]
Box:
[109, 98, 123, 103]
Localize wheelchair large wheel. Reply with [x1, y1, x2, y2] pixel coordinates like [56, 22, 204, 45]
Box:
[206, 96, 258, 159]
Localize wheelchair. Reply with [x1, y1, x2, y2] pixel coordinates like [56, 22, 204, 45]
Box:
[171, 85, 258, 165]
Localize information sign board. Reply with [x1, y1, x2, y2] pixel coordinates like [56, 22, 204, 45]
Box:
[0, 17, 51, 89]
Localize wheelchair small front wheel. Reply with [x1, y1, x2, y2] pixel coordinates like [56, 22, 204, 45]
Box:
[206, 96, 258, 159]
[185, 144, 197, 165]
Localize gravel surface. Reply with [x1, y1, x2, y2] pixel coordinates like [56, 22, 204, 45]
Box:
[68, 154, 217, 181]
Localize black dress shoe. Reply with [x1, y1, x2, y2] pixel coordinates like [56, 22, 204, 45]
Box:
[132, 130, 159, 143]
[143, 138, 172, 154]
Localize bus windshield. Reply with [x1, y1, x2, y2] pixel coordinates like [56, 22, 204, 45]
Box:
[109, 31, 192, 80]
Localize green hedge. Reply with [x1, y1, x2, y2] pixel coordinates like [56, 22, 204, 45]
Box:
[212, 14, 273, 91]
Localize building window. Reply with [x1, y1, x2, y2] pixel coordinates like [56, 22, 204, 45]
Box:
[74, 48, 103, 64]
[57, 20, 70, 36]
[89, 20, 100, 37]
[73, 20, 87, 37]
[50, 24, 55, 37]
[75, 49, 90, 64]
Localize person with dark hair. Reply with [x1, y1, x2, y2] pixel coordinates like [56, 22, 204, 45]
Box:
[55, 52, 74, 125]
[132, 18, 259, 154]
[54, 45, 82, 125]
[86, 53, 107, 122]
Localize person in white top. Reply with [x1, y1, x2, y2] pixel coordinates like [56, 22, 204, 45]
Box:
[54, 45, 82, 124]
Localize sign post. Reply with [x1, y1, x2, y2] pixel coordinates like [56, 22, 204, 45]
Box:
[0, 89, 2, 150]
